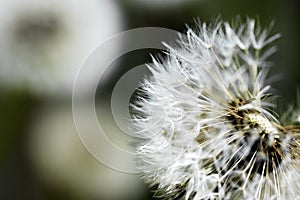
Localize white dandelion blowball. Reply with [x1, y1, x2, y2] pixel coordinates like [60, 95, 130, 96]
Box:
[0, 0, 122, 95]
[131, 18, 300, 200]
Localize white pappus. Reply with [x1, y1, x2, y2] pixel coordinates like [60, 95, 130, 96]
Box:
[131, 18, 300, 200]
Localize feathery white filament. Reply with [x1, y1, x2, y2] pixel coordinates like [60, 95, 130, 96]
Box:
[131, 18, 300, 200]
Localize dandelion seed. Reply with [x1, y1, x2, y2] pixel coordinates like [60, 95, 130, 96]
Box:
[131, 18, 300, 200]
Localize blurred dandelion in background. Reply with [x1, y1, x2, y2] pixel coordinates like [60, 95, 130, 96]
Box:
[0, 0, 123, 96]
[28, 103, 148, 200]
[131, 18, 300, 199]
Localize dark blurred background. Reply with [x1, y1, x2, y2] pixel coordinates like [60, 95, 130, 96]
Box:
[0, 0, 299, 199]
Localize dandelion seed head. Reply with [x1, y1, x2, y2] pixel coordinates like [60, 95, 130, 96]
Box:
[131, 18, 300, 200]
[0, 0, 123, 95]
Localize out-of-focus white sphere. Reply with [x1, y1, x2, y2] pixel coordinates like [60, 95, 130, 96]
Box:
[0, 0, 123, 96]
[28, 103, 148, 200]
[296, 114, 300, 123]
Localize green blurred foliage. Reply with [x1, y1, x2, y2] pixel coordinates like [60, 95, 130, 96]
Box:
[0, 88, 35, 164]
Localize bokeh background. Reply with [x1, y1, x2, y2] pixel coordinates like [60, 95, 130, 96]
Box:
[0, 0, 299, 199]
